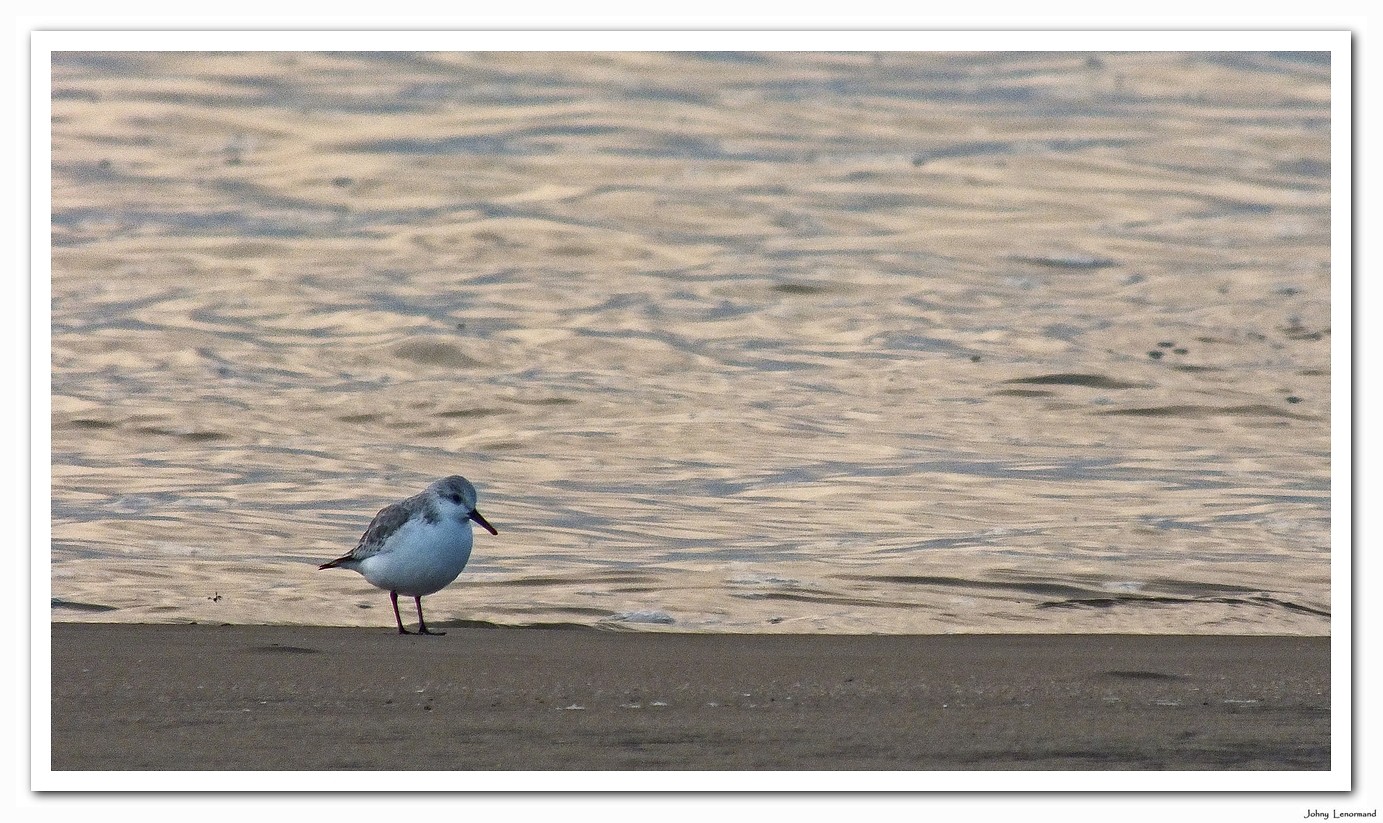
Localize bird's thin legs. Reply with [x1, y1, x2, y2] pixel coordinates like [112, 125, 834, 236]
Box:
[415, 595, 446, 635]
[390, 590, 411, 634]
[388, 590, 443, 635]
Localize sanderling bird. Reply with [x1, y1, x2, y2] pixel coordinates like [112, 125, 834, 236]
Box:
[319, 475, 498, 635]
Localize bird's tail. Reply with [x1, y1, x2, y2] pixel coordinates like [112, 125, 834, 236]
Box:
[318, 555, 351, 570]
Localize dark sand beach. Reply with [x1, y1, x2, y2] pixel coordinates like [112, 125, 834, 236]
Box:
[49, 624, 1328, 771]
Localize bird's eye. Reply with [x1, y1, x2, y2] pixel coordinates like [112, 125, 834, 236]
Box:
[448, 494, 463, 505]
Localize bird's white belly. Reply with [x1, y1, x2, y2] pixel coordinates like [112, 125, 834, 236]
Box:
[357, 518, 474, 597]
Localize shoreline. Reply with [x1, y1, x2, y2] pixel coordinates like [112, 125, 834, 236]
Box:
[49, 623, 1330, 771]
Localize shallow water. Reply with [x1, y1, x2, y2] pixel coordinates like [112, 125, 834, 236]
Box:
[49, 51, 1331, 634]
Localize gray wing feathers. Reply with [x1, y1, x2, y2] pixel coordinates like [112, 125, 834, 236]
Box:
[318, 490, 428, 570]
[348, 499, 416, 560]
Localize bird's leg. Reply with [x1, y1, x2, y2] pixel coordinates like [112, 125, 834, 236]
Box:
[390, 590, 411, 634]
[415, 595, 446, 635]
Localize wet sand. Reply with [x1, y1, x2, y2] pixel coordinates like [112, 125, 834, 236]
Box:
[48, 624, 1329, 771]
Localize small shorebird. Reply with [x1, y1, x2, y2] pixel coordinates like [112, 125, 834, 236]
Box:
[319, 475, 498, 635]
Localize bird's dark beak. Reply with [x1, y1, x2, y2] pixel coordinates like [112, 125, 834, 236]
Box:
[470, 509, 498, 535]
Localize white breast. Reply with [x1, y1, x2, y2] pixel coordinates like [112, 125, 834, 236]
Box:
[356, 516, 475, 597]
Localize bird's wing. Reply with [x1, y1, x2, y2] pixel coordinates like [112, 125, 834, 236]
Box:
[348, 498, 417, 560]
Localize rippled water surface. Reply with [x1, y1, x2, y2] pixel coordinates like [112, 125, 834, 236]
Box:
[49, 51, 1332, 633]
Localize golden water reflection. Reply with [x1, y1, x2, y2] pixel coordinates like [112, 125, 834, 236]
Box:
[50, 51, 1330, 634]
